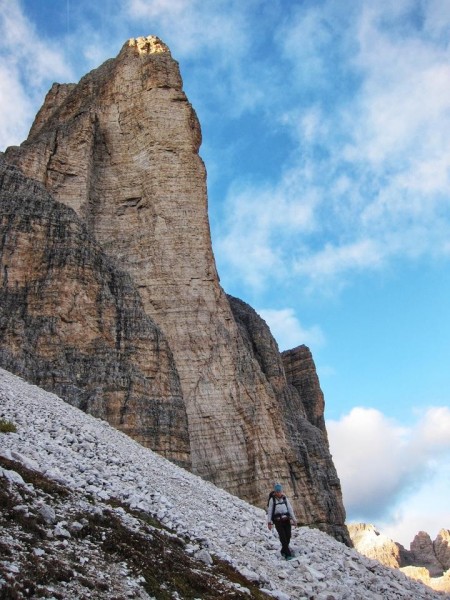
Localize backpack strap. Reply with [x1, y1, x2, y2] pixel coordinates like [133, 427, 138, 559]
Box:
[271, 495, 288, 521]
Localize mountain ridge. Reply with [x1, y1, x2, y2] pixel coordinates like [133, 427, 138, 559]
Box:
[349, 523, 450, 594]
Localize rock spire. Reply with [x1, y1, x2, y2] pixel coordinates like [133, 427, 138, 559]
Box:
[1, 36, 349, 542]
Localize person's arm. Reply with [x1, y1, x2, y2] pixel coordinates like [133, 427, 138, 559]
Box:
[286, 498, 297, 524]
[267, 498, 274, 528]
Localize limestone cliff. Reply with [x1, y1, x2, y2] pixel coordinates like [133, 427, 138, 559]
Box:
[349, 524, 450, 575]
[282, 345, 326, 434]
[228, 296, 348, 542]
[2, 36, 349, 542]
[0, 159, 189, 468]
[348, 524, 412, 569]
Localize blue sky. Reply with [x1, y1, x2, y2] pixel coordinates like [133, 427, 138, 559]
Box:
[1, 0, 449, 547]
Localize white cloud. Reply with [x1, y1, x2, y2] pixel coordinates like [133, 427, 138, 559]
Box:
[328, 408, 411, 514]
[0, 63, 33, 149]
[0, 2, 71, 85]
[128, 0, 188, 19]
[216, 0, 450, 292]
[216, 173, 318, 290]
[0, 0, 73, 149]
[414, 406, 450, 450]
[294, 239, 385, 281]
[276, 3, 345, 91]
[336, 2, 450, 258]
[257, 307, 325, 352]
[381, 467, 450, 547]
[344, 2, 450, 190]
[328, 406, 450, 546]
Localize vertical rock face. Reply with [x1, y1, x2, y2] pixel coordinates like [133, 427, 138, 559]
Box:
[227, 296, 348, 542]
[282, 345, 326, 434]
[0, 160, 190, 468]
[2, 36, 349, 542]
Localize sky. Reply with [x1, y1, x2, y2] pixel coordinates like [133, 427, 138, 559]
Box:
[0, 0, 449, 547]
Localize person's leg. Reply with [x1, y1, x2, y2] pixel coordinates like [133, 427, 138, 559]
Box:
[275, 521, 291, 556]
[284, 522, 292, 556]
[274, 522, 286, 556]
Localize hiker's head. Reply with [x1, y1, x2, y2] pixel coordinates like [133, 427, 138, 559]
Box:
[274, 483, 283, 496]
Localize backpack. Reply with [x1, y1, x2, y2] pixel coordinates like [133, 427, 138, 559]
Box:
[267, 491, 288, 522]
[267, 491, 275, 506]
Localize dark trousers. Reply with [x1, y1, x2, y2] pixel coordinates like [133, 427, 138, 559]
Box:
[274, 520, 292, 556]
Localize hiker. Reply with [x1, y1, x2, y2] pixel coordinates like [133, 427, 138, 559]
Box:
[267, 483, 297, 560]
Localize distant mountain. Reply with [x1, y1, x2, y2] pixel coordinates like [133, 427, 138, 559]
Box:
[1, 36, 347, 542]
[349, 523, 450, 594]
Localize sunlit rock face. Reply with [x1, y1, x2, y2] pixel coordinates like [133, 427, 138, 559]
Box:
[348, 524, 411, 569]
[349, 524, 450, 593]
[2, 36, 349, 543]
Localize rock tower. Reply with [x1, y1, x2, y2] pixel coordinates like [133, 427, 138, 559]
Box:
[1, 36, 349, 543]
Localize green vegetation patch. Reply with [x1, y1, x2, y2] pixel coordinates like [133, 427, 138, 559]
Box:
[0, 456, 272, 599]
[0, 418, 17, 433]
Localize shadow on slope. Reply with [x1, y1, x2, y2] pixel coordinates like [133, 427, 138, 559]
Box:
[0, 455, 271, 600]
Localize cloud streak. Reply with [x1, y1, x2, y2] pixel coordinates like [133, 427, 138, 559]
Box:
[215, 0, 450, 293]
[257, 307, 325, 353]
[0, 0, 74, 148]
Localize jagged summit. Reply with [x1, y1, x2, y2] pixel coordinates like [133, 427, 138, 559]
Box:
[127, 35, 171, 55]
[349, 523, 450, 594]
[1, 38, 348, 542]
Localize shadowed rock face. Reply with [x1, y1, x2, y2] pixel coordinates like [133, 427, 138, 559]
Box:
[0, 160, 190, 468]
[282, 345, 326, 434]
[435, 530, 450, 571]
[229, 295, 348, 543]
[2, 35, 349, 543]
[410, 531, 450, 577]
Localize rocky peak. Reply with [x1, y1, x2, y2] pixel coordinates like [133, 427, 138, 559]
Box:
[282, 345, 326, 434]
[128, 35, 171, 55]
[435, 530, 450, 572]
[411, 531, 449, 577]
[348, 523, 411, 568]
[349, 523, 450, 593]
[1, 36, 349, 543]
